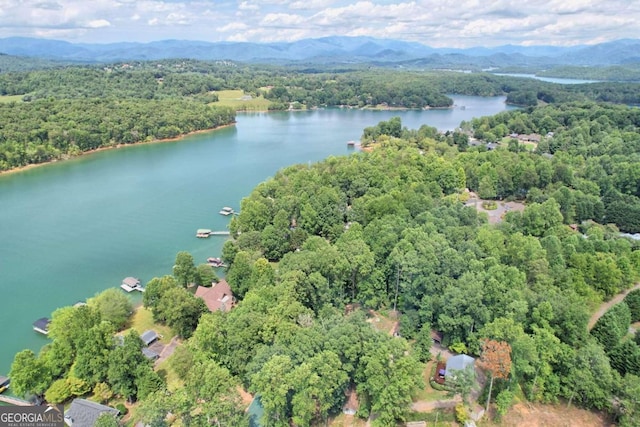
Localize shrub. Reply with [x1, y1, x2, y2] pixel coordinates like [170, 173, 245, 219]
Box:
[455, 403, 469, 424]
[115, 403, 128, 416]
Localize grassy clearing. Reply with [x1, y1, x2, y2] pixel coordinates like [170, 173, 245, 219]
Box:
[414, 361, 449, 402]
[211, 89, 272, 111]
[0, 95, 24, 103]
[126, 306, 173, 344]
[405, 409, 457, 426]
[328, 413, 368, 427]
[155, 358, 184, 392]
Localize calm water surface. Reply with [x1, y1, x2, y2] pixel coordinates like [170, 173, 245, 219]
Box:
[493, 73, 600, 85]
[0, 95, 515, 376]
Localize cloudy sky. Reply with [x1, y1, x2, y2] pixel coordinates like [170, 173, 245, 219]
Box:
[0, 0, 638, 48]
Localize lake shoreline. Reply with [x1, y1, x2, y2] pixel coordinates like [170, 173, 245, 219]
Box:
[0, 123, 236, 177]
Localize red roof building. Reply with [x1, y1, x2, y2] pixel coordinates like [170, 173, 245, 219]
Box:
[195, 280, 234, 312]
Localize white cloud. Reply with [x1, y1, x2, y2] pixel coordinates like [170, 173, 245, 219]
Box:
[238, 1, 259, 11]
[0, 0, 637, 47]
[218, 21, 249, 32]
[260, 12, 306, 27]
[85, 19, 110, 28]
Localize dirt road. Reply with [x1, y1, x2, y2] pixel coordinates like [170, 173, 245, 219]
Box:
[587, 283, 640, 330]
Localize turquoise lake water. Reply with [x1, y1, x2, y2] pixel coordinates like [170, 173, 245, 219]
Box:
[0, 96, 516, 377]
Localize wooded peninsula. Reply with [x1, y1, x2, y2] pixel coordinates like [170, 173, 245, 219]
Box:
[4, 60, 640, 427]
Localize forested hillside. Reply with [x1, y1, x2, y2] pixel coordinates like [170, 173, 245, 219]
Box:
[211, 106, 640, 425]
[467, 103, 640, 232]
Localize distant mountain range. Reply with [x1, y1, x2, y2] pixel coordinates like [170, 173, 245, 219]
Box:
[0, 36, 639, 67]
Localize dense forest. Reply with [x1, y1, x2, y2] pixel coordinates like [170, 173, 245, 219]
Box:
[465, 103, 640, 232]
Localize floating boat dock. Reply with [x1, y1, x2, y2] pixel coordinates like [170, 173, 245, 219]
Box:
[197, 228, 213, 238]
[219, 206, 235, 216]
[121, 277, 144, 292]
[207, 257, 228, 268]
[196, 229, 229, 237]
[33, 317, 50, 335]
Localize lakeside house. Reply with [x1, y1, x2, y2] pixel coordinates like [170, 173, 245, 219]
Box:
[195, 279, 234, 312]
[33, 317, 51, 335]
[64, 398, 119, 427]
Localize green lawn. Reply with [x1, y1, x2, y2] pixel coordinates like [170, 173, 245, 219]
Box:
[155, 358, 184, 392]
[126, 306, 174, 344]
[0, 94, 24, 103]
[414, 361, 449, 402]
[211, 90, 272, 111]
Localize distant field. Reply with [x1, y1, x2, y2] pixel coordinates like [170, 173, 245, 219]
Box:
[0, 95, 24, 103]
[211, 90, 271, 111]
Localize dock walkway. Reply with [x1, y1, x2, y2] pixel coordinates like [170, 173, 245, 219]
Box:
[0, 395, 33, 406]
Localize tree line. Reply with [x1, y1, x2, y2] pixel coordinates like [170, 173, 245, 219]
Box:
[0, 98, 235, 171]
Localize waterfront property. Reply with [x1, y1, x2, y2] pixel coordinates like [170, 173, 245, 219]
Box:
[64, 399, 119, 427]
[195, 280, 234, 312]
[32, 317, 50, 335]
[121, 277, 144, 292]
[0, 95, 516, 375]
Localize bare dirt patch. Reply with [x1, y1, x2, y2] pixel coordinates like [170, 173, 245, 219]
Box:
[237, 386, 254, 408]
[465, 196, 525, 225]
[492, 402, 614, 427]
[588, 282, 640, 330]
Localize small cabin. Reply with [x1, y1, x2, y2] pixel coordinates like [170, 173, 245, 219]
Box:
[33, 317, 51, 335]
[140, 330, 160, 346]
[142, 348, 159, 361]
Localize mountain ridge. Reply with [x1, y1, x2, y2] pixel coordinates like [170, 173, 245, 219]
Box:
[0, 36, 638, 67]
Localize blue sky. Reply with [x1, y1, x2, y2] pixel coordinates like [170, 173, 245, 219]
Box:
[0, 0, 637, 47]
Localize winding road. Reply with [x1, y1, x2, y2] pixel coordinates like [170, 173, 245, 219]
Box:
[587, 282, 640, 330]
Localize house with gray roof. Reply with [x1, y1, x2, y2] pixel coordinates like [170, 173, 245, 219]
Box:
[445, 354, 475, 378]
[140, 330, 159, 346]
[142, 347, 160, 361]
[64, 399, 119, 427]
